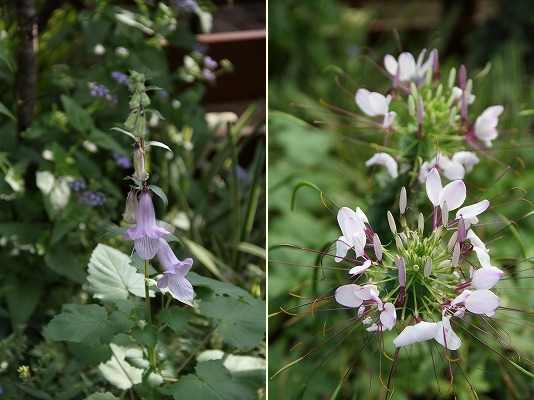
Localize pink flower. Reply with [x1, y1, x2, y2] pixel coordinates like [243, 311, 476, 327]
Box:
[384, 49, 436, 86]
[335, 207, 369, 262]
[365, 152, 398, 179]
[124, 189, 168, 260]
[157, 238, 194, 306]
[355, 89, 397, 128]
[474, 105, 504, 147]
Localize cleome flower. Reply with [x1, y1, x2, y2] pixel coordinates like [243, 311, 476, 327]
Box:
[332, 168, 500, 355]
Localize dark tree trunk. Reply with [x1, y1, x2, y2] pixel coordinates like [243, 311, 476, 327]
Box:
[15, 0, 37, 132]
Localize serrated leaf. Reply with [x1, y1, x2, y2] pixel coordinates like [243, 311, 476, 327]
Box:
[131, 325, 157, 347]
[68, 342, 113, 365]
[199, 297, 265, 350]
[148, 184, 168, 208]
[86, 393, 120, 400]
[87, 244, 152, 300]
[170, 360, 256, 400]
[158, 307, 189, 334]
[61, 95, 93, 132]
[98, 343, 143, 389]
[45, 304, 115, 347]
[146, 140, 172, 152]
[187, 272, 252, 301]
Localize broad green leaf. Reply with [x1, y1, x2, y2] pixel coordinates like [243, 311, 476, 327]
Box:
[131, 325, 157, 347]
[158, 306, 189, 334]
[86, 393, 119, 400]
[68, 342, 112, 365]
[170, 360, 256, 400]
[45, 244, 86, 284]
[4, 274, 43, 326]
[199, 297, 265, 350]
[110, 126, 137, 141]
[101, 226, 129, 241]
[187, 272, 252, 301]
[98, 343, 144, 389]
[0, 101, 15, 121]
[87, 244, 152, 300]
[45, 304, 115, 347]
[61, 95, 93, 132]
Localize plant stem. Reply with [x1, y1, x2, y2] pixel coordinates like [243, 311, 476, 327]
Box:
[144, 259, 157, 369]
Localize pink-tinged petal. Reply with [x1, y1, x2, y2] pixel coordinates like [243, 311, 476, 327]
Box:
[473, 246, 491, 268]
[337, 207, 365, 240]
[383, 111, 397, 128]
[467, 229, 488, 251]
[355, 89, 390, 116]
[426, 168, 442, 207]
[441, 161, 465, 181]
[355, 207, 369, 224]
[434, 316, 461, 350]
[355, 284, 380, 302]
[384, 54, 399, 76]
[355, 88, 375, 116]
[380, 302, 396, 330]
[451, 289, 471, 306]
[349, 259, 372, 275]
[335, 236, 351, 263]
[474, 105, 503, 147]
[393, 320, 439, 347]
[464, 289, 500, 314]
[456, 200, 490, 220]
[365, 153, 398, 179]
[157, 272, 194, 306]
[366, 323, 379, 332]
[335, 284, 364, 308]
[451, 151, 479, 173]
[395, 255, 406, 286]
[471, 266, 503, 290]
[373, 233, 383, 261]
[397, 52, 416, 81]
[157, 239, 193, 275]
[439, 180, 466, 210]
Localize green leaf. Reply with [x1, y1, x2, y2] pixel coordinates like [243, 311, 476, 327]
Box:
[0, 101, 15, 121]
[158, 307, 189, 334]
[131, 325, 157, 347]
[199, 297, 265, 350]
[110, 126, 137, 141]
[86, 393, 120, 400]
[146, 140, 172, 152]
[101, 226, 129, 241]
[98, 343, 144, 389]
[61, 94, 93, 132]
[87, 244, 152, 300]
[170, 360, 256, 400]
[4, 274, 43, 326]
[88, 128, 125, 153]
[44, 244, 86, 284]
[148, 184, 168, 209]
[45, 304, 115, 347]
[187, 272, 252, 301]
[68, 342, 112, 366]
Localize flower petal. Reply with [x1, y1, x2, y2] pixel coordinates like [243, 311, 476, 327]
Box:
[335, 284, 364, 308]
[380, 302, 396, 330]
[439, 180, 466, 210]
[134, 236, 160, 260]
[456, 199, 490, 220]
[426, 168, 442, 207]
[464, 289, 500, 315]
[365, 152, 398, 179]
[349, 259, 372, 275]
[335, 236, 351, 263]
[434, 316, 461, 350]
[393, 320, 439, 347]
[471, 266, 503, 290]
[158, 272, 194, 306]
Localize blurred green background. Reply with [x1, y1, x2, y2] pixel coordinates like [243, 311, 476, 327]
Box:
[268, 0, 534, 398]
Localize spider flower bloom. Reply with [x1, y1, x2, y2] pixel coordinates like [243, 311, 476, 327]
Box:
[124, 188, 168, 260]
[157, 239, 194, 306]
[365, 152, 398, 179]
[355, 88, 397, 129]
[384, 49, 436, 86]
[335, 207, 369, 262]
[473, 105, 504, 147]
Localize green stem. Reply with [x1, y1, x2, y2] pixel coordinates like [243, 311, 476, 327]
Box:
[144, 259, 157, 369]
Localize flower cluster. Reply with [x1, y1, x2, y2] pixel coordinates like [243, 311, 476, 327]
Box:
[349, 49, 504, 183]
[69, 179, 107, 207]
[88, 82, 117, 104]
[333, 168, 501, 351]
[119, 71, 194, 306]
[178, 52, 232, 83]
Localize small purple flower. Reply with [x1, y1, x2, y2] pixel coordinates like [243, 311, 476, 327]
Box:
[88, 82, 110, 98]
[171, 0, 199, 12]
[192, 42, 207, 54]
[69, 179, 86, 192]
[156, 89, 169, 100]
[203, 56, 218, 70]
[123, 188, 168, 260]
[78, 190, 107, 206]
[157, 238, 194, 306]
[111, 71, 129, 85]
[113, 152, 132, 169]
[202, 68, 215, 81]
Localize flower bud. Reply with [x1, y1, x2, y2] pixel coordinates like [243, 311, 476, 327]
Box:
[122, 188, 139, 224]
[133, 142, 149, 182]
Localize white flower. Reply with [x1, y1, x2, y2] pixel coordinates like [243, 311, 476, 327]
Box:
[365, 152, 399, 179]
[471, 266, 503, 290]
[456, 199, 489, 228]
[419, 152, 479, 183]
[335, 207, 369, 262]
[474, 105, 504, 147]
[426, 168, 466, 211]
[451, 289, 500, 316]
[393, 314, 461, 350]
[348, 259, 372, 275]
[384, 49, 436, 85]
[452, 86, 475, 105]
[380, 302, 397, 331]
[451, 151, 479, 174]
[335, 284, 380, 308]
[355, 89, 397, 128]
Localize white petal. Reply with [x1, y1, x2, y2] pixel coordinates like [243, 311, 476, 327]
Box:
[451, 151, 479, 173]
[426, 168, 442, 207]
[434, 316, 461, 350]
[335, 236, 351, 262]
[397, 52, 416, 81]
[441, 161, 465, 181]
[384, 54, 399, 76]
[471, 266, 503, 290]
[439, 180, 466, 210]
[451, 290, 471, 306]
[335, 284, 364, 308]
[383, 111, 397, 128]
[456, 200, 490, 220]
[354, 284, 379, 302]
[473, 246, 491, 268]
[349, 259, 372, 275]
[380, 302, 397, 330]
[393, 321, 439, 347]
[464, 289, 500, 314]
[355, 88, 375, 116]
[365, 152, 398, 179]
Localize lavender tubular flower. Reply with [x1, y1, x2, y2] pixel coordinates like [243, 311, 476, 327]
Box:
[156, 239, 194, 306]
[123, 188, 168, 260]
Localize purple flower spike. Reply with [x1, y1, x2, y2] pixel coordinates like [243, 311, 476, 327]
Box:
[157, 239, 194, 306]
[124, 189, 168, 260]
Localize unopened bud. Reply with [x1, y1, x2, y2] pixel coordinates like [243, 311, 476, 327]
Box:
[399, 187, 407, 214]
[424, 258, 432, 278]
[452, 242, 460, 267]
[387, 210, 397, 234]
[122, 188, 139, 224]
[373, 233, 383, 261]
[133, 142, 149, 182]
